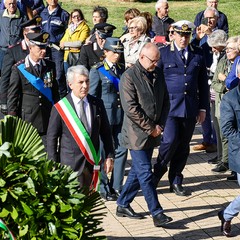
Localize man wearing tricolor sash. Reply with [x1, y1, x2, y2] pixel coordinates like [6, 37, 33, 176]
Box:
[7, 32, 60, 147]
[47, 65, 114, 190]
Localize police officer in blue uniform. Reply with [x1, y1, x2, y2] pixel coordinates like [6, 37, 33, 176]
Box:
[89, 37, 128, 200]
[40, 0, 69, 98]
[153, 20, 209, 196]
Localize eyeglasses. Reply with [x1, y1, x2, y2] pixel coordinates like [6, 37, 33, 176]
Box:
[167, 30, 174, 34]
[128, 26, 138, 31]
[144, 55, 159, 64]
[226, 47, 238, 52]
[72, 15, 80, 19]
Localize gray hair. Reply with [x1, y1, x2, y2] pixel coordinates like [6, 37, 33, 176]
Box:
[155, 0, 168, 11]
[204, 6, 219, 18]
[226, 36, 240, 52]
[207, 29, 228, 47]
[128, 16, 147, 34]
[66, 65, 89, 83]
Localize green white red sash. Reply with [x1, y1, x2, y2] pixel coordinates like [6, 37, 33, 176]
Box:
[54, 97, 101, 191]
[0, 219, 15, 240]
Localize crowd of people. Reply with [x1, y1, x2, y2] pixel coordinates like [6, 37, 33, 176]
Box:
[0, 0, 240, 237]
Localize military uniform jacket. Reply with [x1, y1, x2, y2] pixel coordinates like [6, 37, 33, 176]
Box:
[7, 56, 60, 134]
[89, 61, 125, 125]
[77, 42, 104, 70]
[158, 42, 209, 118]
[120, 61, 170, 150]
[0, 40, 29, 104]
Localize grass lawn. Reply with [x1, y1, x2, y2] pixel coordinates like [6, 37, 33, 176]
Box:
[60, 0, 240, 37]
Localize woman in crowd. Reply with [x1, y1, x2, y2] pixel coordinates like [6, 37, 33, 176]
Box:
[60, 9, 90, 72]
[121, 16, 151, 68]
[139, 11, 155, 38]
[211, 36, 240, 180]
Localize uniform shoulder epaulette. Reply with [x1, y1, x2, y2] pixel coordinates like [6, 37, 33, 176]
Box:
[14, 59, 25, 66]
[9, 42, 21, 49]
[92, 61, 104, 69]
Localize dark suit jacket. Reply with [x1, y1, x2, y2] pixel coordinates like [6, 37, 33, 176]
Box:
[7, 57, 60, 134]
[0, 40, 29, 104]
[158, 42, 209, 118]
[120, 60, 170, 150]
[47, 93, 114, 187]
[77, 42, 103, 70]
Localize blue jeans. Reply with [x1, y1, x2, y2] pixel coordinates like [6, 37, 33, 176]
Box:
[117, 149, 163, 217]
[224, 173, 240, 221]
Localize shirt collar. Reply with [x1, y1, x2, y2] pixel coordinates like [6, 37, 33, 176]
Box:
[71, 92, 88, 105]
[174, 42, 188, 52]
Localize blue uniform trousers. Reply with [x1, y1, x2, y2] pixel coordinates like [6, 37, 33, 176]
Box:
[47, 47, 67, 98]
[117, 149, 163, 217]
[157, 116, 196, 185]
[100, 124, 127, 194]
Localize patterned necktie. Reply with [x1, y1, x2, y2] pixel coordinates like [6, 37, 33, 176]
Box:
[111, 64, 117, 75]
[79, 99, 89, 133]
[35, 64, 41, 75]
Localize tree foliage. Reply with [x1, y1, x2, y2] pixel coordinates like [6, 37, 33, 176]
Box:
[0, 116, 106, 239]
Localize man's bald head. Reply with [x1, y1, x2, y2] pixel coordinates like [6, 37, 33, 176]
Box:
[139, 43, 160, 72]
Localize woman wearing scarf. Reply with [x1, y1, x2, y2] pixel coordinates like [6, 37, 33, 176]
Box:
[60, 9, 90, 73]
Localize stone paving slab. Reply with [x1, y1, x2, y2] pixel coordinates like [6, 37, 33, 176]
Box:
[99, 126, 240, 240]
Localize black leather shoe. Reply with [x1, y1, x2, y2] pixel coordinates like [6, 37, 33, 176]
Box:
[114, 190, 121, 198]
[212, 162, 229, 173]
[227, 172, 237, 181]
[208, 156, 220, 164]
[100, 193, 118, 201]
[153, 213, 173, 227]
[218, 210, 232, 237]
[116, 206, 144, 219]
[170, 184, 188, 196]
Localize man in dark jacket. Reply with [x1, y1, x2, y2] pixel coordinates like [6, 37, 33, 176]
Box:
[47, 65, 114, 190]
[218, 84, 240, 237]
[154, 20, 209, 196]
[7, 32, 59, 147]
[0, 15, 42, 114]
[116, 42, 172, 227]
[192, 0, 228, 38]
[152, 0, 174, 46]
[0, 0, 27, 73]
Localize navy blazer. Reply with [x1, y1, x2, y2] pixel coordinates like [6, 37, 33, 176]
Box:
[158, 42, 209, 118]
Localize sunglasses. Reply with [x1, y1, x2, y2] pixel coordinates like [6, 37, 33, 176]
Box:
[72, 15, 80, 19]
[167, 30, 174, 34]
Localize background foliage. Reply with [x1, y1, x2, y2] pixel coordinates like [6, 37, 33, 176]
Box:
[0, 116, 106, 239]
[59, 0, 240, 37]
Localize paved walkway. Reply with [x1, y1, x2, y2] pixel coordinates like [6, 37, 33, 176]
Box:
[99, 126, 240, 240]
